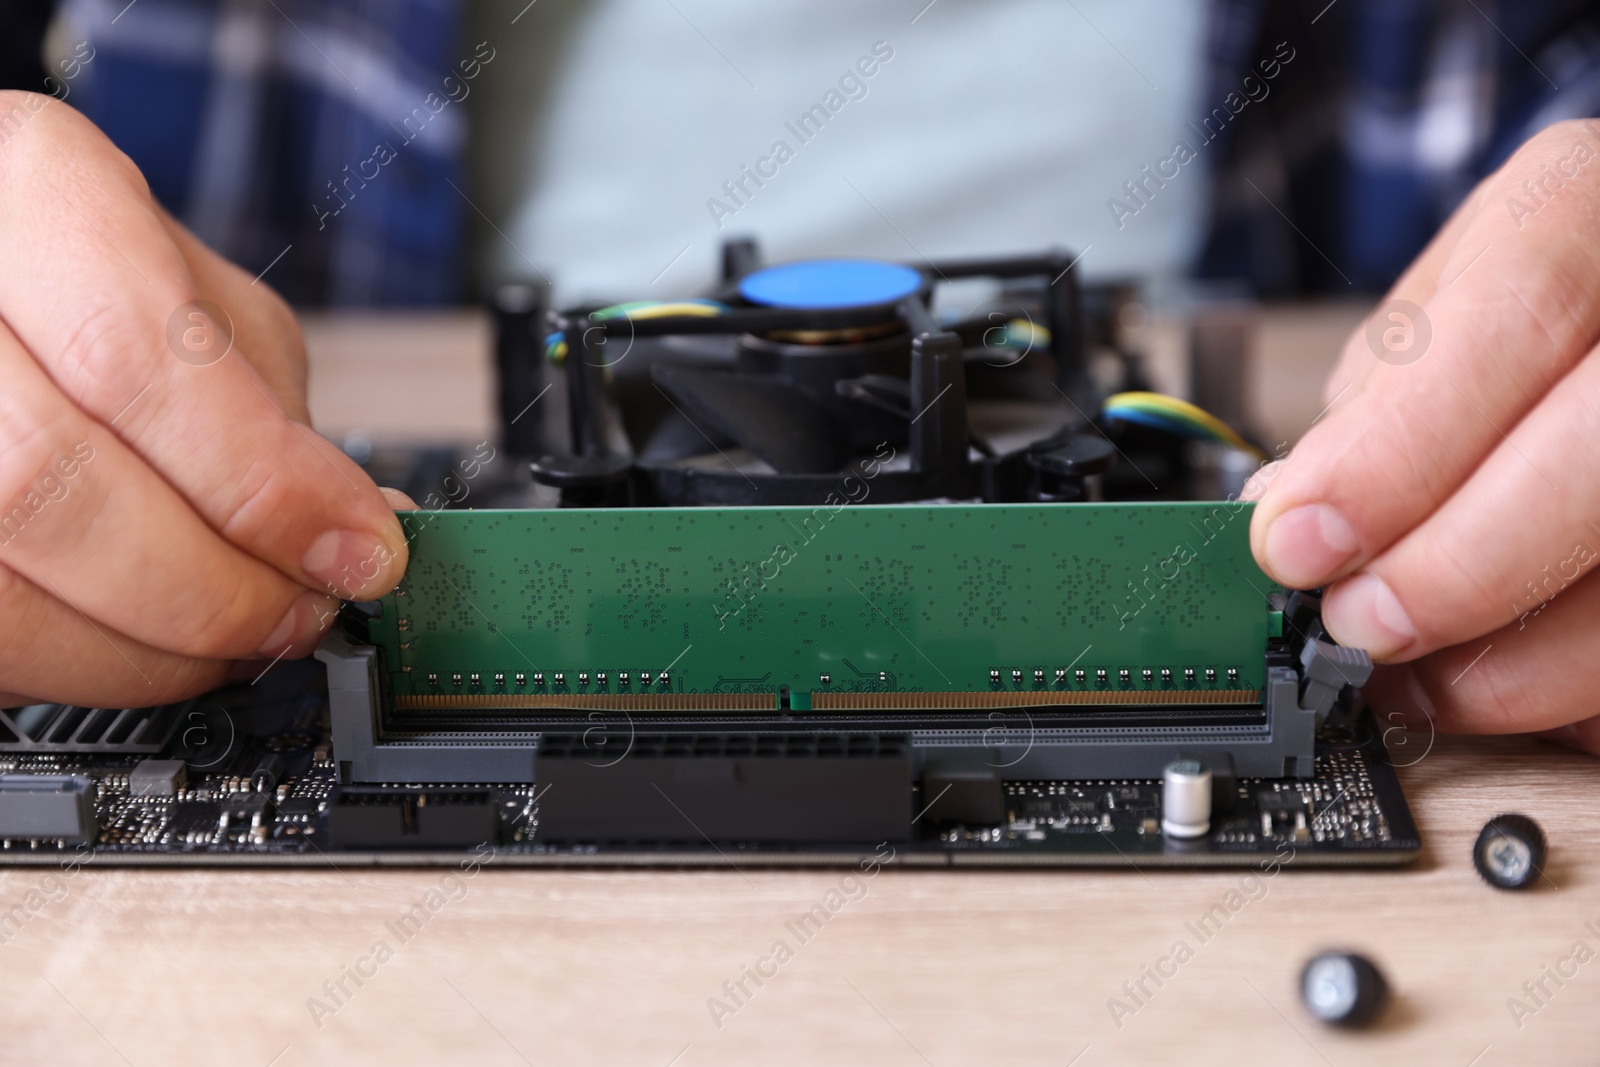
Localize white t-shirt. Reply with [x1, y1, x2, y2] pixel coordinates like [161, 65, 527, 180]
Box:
[468, 0, 1206, 305]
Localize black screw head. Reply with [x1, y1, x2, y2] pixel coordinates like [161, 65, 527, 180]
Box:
[1300, 951, 1389, 1026]
[1473, 813, 1546, 890]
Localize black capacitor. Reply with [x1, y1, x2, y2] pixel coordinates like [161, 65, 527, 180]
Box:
[1300, 951, 1389, 1027]
[1473, 813, 1546, 890]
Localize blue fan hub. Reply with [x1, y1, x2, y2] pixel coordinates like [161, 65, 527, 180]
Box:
[737, 259, 923, 310]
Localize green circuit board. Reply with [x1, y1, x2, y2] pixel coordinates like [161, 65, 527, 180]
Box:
[368, 502, 1276, 711]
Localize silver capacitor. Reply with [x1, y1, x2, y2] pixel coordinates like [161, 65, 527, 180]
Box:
[1161, 759, 1212, 839]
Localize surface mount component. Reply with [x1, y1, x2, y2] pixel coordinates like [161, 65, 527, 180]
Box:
[128, 759, 187, 798]
[919, 766, 1005, 826]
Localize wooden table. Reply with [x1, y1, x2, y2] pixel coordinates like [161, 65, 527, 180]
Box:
[10, 305, 1597, 1065]
[3, 736, 1594, 1066]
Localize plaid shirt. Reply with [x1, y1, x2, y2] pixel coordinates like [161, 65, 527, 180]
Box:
[1198, 0, 1600, 294]
[62, 0, 469, 306]
[51, 0, 1600, 304]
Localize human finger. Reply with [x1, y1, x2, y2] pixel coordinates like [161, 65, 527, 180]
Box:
[1320, 343, 1600, 660]
[1252, 120, 1600, 592]
[0, 93, 406, 601]
[1361, 567, 1600, 738]
[0, 558, 231, 707]
[0, 318, 337, 660]
[154, 204, 310, 421]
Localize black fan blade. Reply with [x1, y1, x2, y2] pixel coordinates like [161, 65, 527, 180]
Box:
[652, 365, 850, 474]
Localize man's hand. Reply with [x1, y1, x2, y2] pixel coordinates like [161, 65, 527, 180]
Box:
[0, 93, 409, 708]
[1246, 118, 1600, 753]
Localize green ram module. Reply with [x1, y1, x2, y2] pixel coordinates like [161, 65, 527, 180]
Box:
[369, 502, 1276, 711]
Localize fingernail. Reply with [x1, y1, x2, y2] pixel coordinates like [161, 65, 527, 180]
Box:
[379, 486, 420, 510]
[1323, 573, 1417, 660]
[1240, 460, 1283, 502]
[258, 590, 340, 657]
[302, 528, 405, 600]
[1262, 503, 1359, 587]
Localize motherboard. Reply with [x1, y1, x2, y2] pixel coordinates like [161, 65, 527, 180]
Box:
[0, 656, 1416, 867]
[0, 244, 1422, 869]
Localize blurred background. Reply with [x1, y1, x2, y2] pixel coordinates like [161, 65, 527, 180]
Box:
[5, 0, 1598, 308]
[4, 0, 1600, 474]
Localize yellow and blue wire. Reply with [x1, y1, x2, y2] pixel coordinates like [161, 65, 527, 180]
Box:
[545, 300, 726, 362]
[1100, 391, 1264, 458]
